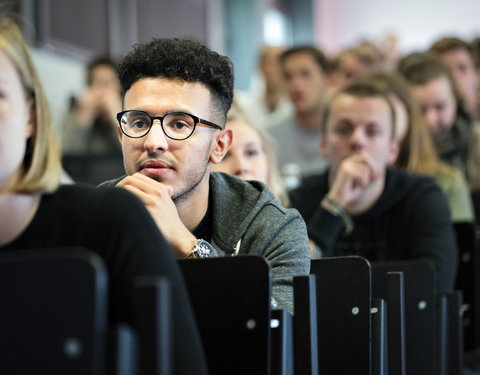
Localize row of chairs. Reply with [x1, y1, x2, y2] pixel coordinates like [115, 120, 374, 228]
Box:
[0, 221, 477, 374]
[180, 221, 477, 375]
[180, 255, 464, 375]
[0, 247, 171, 375]
[454, 221, 480, 352]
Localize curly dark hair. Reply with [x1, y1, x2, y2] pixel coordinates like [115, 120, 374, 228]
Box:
[118, 38, 234, 123]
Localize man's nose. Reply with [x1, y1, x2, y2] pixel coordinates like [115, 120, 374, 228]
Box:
[350, 127, 367, 150]
[288, 74, 305, 90]
[144, 120, 169, 153]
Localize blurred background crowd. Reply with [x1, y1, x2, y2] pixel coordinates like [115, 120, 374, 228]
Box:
[5, 0, 480, 214]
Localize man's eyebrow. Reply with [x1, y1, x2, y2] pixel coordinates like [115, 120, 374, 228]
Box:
[365, 120, 382, 127]
[243, 141, 262, 147]
[126, 108, 194, 115]
[334, 118, 353, 125]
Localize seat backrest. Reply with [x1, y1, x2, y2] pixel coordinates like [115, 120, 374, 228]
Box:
[293, 274, 318, 375]
[270, 309, 294, 375]
[470, 191, 480, 227]
[178, 256, 271, 375]
[436, 291, 464, 375]
[453, 221, 480, 351]
[372, 259, 436, 375]
[62, 153, 124, 186]
[373, 271, 407, 375]
[310, 256, 372, 374]
[371, 298, 389, 375]
[0, 247, 108, 375]
[133, 276, 172, 375]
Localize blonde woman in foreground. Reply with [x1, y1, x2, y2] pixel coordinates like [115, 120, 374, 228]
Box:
[0, 15, 207, 374]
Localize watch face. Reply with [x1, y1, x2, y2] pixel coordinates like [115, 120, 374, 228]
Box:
[196, 240, 213, 258]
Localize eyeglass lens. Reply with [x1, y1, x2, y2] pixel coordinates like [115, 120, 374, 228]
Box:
[120, 111, 197, 139]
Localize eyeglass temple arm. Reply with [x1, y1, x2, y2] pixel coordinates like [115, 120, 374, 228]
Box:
[197, 122, 223, 130]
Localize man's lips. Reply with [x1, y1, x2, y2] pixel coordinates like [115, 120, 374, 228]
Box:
[141, 160, 174, 170]
[138, 160, 175, 178]
[140, 160, 174, 169]
[291, 92, 304, 102]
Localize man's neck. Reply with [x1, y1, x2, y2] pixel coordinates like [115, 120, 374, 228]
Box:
[296, 107, 323, 131]
[175, 176, 210, 233]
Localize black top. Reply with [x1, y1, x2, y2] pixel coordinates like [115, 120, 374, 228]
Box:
[290, 168, 458, 292]
[193, 193, 213, 242]
[1, 185, 207, 375]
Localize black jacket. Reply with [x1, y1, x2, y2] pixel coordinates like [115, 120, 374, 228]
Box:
[290, 168, 458, 292]
[2, 185, 208, 375]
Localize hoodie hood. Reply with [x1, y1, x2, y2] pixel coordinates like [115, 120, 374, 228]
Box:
[209, 172, 287, 254]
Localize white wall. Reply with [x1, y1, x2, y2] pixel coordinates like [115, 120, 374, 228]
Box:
[315, 0, 480, 55]
[30, 48, 85, 135]
[31, 0, 480, 120]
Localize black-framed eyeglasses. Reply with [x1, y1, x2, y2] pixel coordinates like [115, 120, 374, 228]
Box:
[116, 110, 223, 140]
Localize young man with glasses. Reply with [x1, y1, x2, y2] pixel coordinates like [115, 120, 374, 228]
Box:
[99, 38, 310, 313]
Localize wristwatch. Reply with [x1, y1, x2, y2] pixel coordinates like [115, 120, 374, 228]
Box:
[185, 239, 214, 259]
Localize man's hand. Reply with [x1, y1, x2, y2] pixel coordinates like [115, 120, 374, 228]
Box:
[117, 173, 196, 258]
[328, 151, 384, 211]
[74, 88, 99, 128]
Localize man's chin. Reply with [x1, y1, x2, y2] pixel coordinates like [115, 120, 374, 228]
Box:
[139, 168, 173, 182]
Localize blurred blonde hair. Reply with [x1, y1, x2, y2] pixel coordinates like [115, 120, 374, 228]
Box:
[0, 15, 61, 193]
[226, 101, 290, 206]
[398, 52, 464, 108]
[362, 70, 461, 181]
[332, 43, 384, 72]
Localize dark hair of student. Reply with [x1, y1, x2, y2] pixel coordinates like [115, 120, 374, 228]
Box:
[118, 38, 234, 124]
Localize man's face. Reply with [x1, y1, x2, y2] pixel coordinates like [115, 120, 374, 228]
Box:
[90, 64, 120, 93]
[282, 52, 325, 114]
[320, 94, 398, 178]
[335, 52, 370, 88]
[119, 77, 225, 202]
[410, 76, 457, 134]
[439, 49, 478, 107]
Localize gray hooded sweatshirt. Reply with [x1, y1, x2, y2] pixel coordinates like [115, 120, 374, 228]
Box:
[99, 172, 311, 313]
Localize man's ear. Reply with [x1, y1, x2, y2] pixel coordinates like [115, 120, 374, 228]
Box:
[210, 129, 233, 164]
[387, 139, 400, 165]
